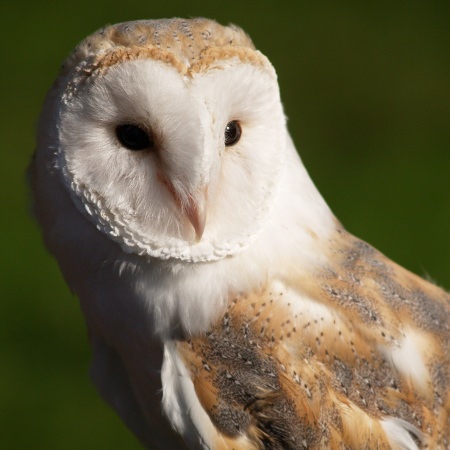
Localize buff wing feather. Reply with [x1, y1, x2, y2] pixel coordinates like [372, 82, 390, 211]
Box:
[178, 230, 449, 449]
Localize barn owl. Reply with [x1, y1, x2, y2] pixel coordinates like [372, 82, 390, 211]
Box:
[31, 18, 449, 449]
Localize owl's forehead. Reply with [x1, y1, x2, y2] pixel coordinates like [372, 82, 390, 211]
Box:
[63, 18, 267, 78]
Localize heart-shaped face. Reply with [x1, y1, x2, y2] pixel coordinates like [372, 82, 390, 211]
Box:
[37, 19, 286, 262]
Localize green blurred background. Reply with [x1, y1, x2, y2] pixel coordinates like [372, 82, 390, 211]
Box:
[2, 0, 449, 448]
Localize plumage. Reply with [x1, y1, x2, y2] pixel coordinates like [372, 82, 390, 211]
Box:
[31, 18, 449, 449]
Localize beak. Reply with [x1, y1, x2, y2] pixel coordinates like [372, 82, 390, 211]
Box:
[184, 188, 207, 241]
[160, 173, 208, 242]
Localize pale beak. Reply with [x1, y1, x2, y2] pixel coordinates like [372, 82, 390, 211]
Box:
[160, 174, 208, 241]
[184, 188, 207, 241]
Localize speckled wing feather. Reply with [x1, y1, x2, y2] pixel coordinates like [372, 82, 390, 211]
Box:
[178, 230, 450, 449]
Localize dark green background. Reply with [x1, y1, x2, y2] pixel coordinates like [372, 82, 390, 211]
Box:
[2, 1, 449, 448]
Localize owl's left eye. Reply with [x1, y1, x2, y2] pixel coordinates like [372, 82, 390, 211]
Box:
[116, 124, 154, 151]
[224, 121, 242, 147]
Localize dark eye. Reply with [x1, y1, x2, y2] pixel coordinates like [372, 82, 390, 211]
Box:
[224, 120, 242, 146]
[116, 124, 154, 151]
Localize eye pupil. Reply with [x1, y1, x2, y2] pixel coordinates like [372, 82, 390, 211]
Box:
[224, 121, 242, 146]
[116, 124, 153, 151]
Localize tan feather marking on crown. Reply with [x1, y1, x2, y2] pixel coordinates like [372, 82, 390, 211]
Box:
[79, 44, 272, 81]
[61, 18, 256, 78]
[93, 46, 187, 75]
[189, 46, 272, 75]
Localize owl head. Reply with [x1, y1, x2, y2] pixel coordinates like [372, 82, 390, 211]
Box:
[33, 18, 287, 263]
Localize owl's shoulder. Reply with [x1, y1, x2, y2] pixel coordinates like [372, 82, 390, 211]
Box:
[176, 231, 449, 448]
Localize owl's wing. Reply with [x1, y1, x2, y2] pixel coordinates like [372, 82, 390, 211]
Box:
[177, 231, 450, 449]
[89, 333, 189, 449]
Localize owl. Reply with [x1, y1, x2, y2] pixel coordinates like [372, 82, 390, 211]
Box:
[31, 18, 449, 449]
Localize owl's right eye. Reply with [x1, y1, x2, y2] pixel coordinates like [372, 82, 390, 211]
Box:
[116, 124, 154, 151]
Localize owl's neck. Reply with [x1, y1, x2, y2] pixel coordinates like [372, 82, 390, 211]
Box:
[259, 133, 338, 270]
[128, 132, 337, 337]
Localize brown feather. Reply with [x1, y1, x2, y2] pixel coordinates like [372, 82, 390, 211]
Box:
[178, 230, 449, 448]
